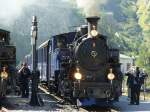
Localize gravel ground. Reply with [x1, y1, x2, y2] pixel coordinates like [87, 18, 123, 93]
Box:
[2, 88, 150, 112]
[0, 90, 79, 112]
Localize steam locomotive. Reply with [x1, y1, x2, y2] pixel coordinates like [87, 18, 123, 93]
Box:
[24, 17, 122, 106]
[0, 29, 16, 96]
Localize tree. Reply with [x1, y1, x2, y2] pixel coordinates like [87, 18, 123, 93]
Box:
[136, 0, 150, 73]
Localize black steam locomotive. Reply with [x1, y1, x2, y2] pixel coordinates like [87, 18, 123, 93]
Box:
[25, 17, 122, 106]
[0, 29, 16, 96]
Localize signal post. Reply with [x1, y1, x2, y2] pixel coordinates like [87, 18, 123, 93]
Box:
[29, 16, 43, 106]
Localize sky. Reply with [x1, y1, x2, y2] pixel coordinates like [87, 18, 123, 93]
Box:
[0, 0, 47, 26]
[0, 0, 108, 26]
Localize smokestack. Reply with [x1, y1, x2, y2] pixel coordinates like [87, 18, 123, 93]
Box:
[86, 16, 100, 36]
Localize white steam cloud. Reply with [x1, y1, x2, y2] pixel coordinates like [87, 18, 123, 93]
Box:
[0, 0, 48, 26]
[76, 0, 108, 17]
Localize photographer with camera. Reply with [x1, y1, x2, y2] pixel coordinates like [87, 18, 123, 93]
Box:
[18, 62, 31, 98]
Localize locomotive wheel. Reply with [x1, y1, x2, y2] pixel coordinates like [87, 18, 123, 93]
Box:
[58, 79, 72, 99]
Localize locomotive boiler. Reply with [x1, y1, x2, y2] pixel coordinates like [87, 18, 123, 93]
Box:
[25, 16, 122, 106]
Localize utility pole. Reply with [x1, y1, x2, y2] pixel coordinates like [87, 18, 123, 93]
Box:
[29, 16, 43, 106]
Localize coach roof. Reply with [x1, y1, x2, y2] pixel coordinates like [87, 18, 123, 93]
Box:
[38, 40, 50, 49]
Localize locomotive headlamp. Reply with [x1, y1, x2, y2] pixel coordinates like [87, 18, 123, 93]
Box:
[107, 68, 115, 80]
[74, 68, 82, 80]
[91, 30, 98, 37]
[74, 72, 82, 80]
[91, 25, 98, 37]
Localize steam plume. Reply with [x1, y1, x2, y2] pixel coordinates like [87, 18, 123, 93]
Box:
[75, 0, 108, 17]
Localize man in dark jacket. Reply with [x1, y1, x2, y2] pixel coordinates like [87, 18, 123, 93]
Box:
[126, 72, 132, 99]
[18, 63, 31, 98]
[129, 67, 141, 105]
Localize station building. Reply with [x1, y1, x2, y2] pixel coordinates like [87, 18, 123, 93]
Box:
[120, 54, 134, 74]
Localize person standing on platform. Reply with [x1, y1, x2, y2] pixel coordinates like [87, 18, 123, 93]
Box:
[125, 68, 134, 100]
[140, 69, 148, 90]
[129, 67, 142, 105]
[18, 62, 31, 98]
[0, 66, 8, 98]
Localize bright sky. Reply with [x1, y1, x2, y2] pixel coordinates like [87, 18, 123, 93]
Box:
[0, 0, 36, 25]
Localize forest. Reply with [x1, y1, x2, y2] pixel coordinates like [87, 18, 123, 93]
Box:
[0, 0, 149, 74]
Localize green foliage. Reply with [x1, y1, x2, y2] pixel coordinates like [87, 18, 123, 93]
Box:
[99, 0, 150, 74]
[136, 0, 150, 74]
[99, 0, 142, 54]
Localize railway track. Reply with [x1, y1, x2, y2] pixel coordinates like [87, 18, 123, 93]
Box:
[39, 85, 119, 112]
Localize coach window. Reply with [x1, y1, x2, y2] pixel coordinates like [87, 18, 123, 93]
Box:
[0, 36, 5, 42]
[57, 41, 62, 48]
[49, 46, 51, 53]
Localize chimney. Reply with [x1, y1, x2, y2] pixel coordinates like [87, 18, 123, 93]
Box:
[86, 16, 100, 36]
